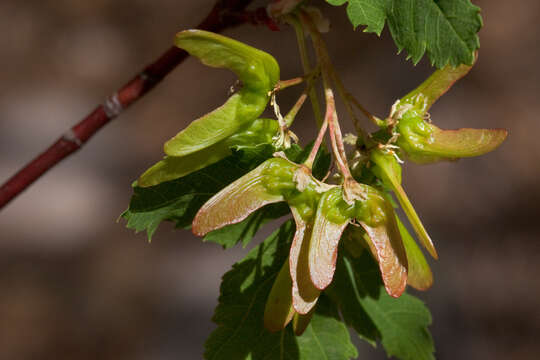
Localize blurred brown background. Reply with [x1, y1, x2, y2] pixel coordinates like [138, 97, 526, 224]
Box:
[0, 1, 538, 359]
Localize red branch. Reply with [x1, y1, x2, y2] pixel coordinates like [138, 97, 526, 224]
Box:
[0, 0, 256, 210]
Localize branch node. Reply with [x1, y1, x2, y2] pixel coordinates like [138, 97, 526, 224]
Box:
[61, 129, 83, 147]
[103, 93, 124, 118]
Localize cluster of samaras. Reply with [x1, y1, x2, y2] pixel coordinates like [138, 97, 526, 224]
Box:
[136, 23, 506, 335]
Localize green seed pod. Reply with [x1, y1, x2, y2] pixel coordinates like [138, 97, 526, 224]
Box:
[370, 149, 402, 189]
[353, 187, 388, 228]
[355, 187, 408, 298]
[390, 59, 507, 164]
[289, 207, 320, 315]
[395, 113, 507, 164]
[309, 184, 408, 297]
[286, 182, 324, 222]
[226, 118, 279, 147]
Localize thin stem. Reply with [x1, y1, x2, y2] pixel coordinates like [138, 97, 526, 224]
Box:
[276, 76, 305, 91]
[346, 93, 384, 127]
[328, 67, 364, 137]
[0, 0, 255, 211]
[330, 101, 351, 172]
[304, 113, 328, 169]
[288, 16, 323, 127]
[328, 66, 382, 129]
[325, 88, 352, 179]
[284, 91, 308, 127]
[302, 11, 352, 179]
[273, 67, 318, 130]
[291, 10, 376, 136]
[272, 89, 307, 149]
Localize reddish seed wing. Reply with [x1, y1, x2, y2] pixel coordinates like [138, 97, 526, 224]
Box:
[360, 201, 408, 298]
[309, 191, 349, 290]
[408, 125, 508, 164]
[192, 161, 284, 236]
[289, 208, 320, 315]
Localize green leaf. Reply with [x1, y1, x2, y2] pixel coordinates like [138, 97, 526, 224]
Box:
[326, 0, 387, 35]
[326, 0, 483, 67]
[295, 295, 358, 360]
[205, 221, 358, 360]
[330, 249, 435, 360]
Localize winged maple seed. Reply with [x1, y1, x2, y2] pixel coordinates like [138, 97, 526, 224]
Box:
[192, 157, 296, 236]
[310, 185, 409, 297]
[263, 258, 295, 332]
[382, 58, 507, 166]
[137, 30, 280, 187]
[360, 60, 509, 268]
[192, 152, 418, 332]
[371, 149, 438, 259]
[289, 206, 320, 315]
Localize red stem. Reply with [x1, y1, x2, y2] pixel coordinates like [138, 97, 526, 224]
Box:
[301, 11, 352, 179]
[0, 0, 255, 210]
[304, 112, 328, 169]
